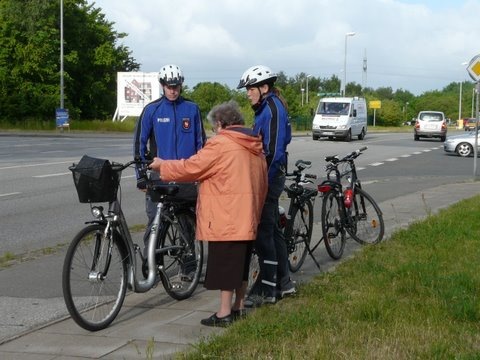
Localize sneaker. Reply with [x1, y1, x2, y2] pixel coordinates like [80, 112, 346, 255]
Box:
[200, 313, 232, 327]
[279, 279, 296, 298]
[244, 294, 277, 308]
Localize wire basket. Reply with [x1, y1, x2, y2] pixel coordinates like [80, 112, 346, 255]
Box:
[70, 155, 122, 203]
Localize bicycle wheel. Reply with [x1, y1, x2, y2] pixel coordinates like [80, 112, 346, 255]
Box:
[62, 224, 128, 331]
[287, 199, 314, 272]
[348, 187, 385, 245]
[321, 190, 346, 260]
[158, 210, 203, 300]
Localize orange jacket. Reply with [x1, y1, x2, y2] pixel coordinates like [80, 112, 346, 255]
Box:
[159, 126, 267, 242]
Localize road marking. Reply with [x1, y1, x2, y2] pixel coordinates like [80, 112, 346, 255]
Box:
[370, 162, 384, 166]
[0, 161, 72, 170]
[33, 172, 71, 178]
[412, 151, 423, 155]
[0, 192, 21, 197]
[400, 154, 411, 158]
[423, 149, 432, 152]
[386, 158, 398, 162]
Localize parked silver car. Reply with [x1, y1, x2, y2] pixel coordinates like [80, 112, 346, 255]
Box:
[414, 111, 447, 142]
[444, 132, 480, 157]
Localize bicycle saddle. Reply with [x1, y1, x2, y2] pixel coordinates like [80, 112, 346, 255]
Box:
[325, 155, 339, 163]
[295, 159, 312, 170]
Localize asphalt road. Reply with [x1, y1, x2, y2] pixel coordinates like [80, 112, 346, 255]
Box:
[1, 130, 477, 256]
[0, 129, 479, 343]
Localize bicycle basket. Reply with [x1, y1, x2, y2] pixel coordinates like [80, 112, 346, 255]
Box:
[70, 155, 122, 203]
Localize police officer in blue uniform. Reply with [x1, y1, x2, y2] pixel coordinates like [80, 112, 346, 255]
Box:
[237, 65, 294, 307]
[133, 64, 206, 269]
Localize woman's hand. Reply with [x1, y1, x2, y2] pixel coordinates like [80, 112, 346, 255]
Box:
[149, 157, 163, 172]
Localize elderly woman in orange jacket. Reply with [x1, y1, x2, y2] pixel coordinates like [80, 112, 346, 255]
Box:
[149, 100, 267, 327]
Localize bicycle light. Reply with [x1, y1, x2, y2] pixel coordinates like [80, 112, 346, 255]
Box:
[91, 206, 104, 219]
[343, 188, 353, 208]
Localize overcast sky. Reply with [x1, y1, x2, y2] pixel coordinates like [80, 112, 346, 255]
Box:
[88, 0, 480, 95]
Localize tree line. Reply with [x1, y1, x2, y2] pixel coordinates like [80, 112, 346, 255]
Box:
[0, 0, 476, 128]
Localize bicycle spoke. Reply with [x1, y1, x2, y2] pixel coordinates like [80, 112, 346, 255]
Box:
[159, 210, 203, 300]
[63, 225, 127, 331]
[349, 188, 384, 245]
[321, 190, 346, 260]
[288, 200, 313, 272]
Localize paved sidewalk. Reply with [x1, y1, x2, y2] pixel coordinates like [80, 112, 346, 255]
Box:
[1, 180, 480, 359]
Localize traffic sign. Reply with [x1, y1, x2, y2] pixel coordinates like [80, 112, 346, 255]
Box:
[369, 100, 381, 109]
[56, 108, 69, 127]
[467, 55, 480, 82]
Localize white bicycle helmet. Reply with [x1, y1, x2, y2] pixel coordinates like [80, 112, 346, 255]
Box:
[158, 64, 184, 86]
[237, 65, 277, 89]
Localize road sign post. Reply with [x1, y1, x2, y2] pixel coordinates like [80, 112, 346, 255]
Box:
[369, 100, 381, 127]
[466, 55, 480, 179]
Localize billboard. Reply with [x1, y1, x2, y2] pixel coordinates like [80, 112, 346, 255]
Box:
[116, 72, 160, 118]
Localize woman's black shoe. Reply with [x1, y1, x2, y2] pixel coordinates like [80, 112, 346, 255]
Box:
[200, 313, 233, 327]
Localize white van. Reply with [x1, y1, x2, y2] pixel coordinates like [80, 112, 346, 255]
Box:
[311, 97, 368, 141]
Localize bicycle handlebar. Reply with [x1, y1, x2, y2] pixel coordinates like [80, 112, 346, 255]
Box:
[325, 146, 368, 164]
[286, 159, 317, 180]
[111, 157, 152, 172]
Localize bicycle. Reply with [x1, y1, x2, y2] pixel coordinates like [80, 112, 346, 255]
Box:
[246, 160, 318, 293]
[282, 159, 319, 272]
[317, 146, 385, 260]
[62, 155, 203, 331]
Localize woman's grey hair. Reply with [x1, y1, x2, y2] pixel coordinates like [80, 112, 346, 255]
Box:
[207, 100, 245, 129]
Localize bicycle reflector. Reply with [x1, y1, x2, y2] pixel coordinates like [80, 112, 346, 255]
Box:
[317, 184, 332, 193]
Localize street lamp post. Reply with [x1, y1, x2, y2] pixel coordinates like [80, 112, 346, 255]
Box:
[306, 74, 312, 104]
[342, 32, 356, 96]
[60, 0, 64, 109]
[472, 87, 476, 118]
[301, 88, 305, 107]
[459, 62, 469, 125]
[403, 102, 409, 123]
[458, 81, 463, 123]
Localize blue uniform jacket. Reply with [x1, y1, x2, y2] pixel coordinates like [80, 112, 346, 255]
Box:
[253, 92, 292, 183]
[133, 96, 205, 180]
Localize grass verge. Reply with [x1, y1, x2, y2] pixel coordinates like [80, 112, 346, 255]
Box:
[179, 195, 480, 359]
[0, 227, 145, 269]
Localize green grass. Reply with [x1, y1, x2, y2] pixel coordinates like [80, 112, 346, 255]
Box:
[0, 118, 138, 132]
[0, 252, 17, 268]
[0, 226, 145, 269]
[0, 244, 68, 268]
[69, 118, 137, 132]
[178, 195, 480, 359]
